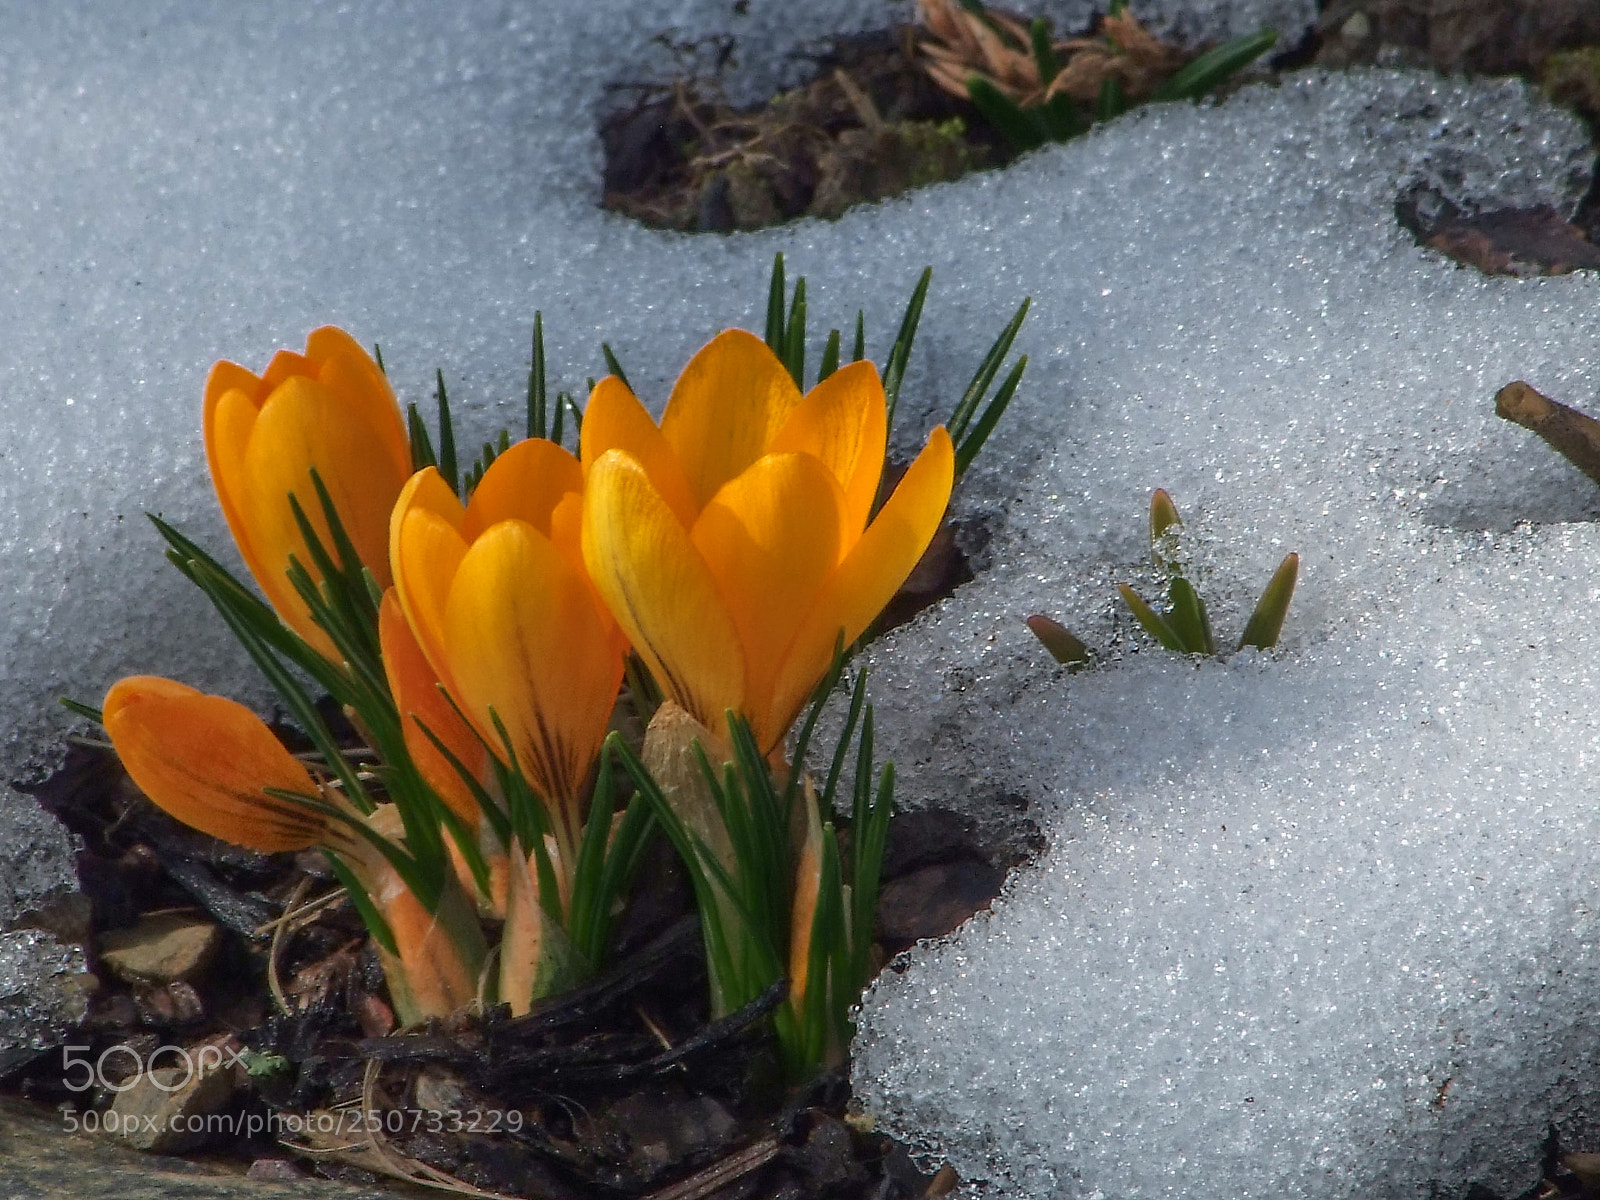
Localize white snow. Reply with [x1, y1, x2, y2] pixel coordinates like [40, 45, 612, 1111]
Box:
[850, 70, 1600, 1200]
[1, 2, 1598, 1198]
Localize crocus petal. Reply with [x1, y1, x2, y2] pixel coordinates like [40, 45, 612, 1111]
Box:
[260, 349, 317, 390]
[378, 589, 486, 829]
[304, 326, 410, 477]
[769, 360, 888, 537]
[690, 452, 848, 743]
[202, 328, 409, 662]
[242, 375, 407, 584]
[389, 467, 470, 696]
[583, 450, 746, 734]
[580, 376, 699, 528]
[443, 520, 623, 811]
[660, 330, 803, 510]
[498, 837, 580, 1014]
[204, 360, 265, 410]
[498, 846, 543, 1017]
[462, 437, 584, 542]
[204, 385, 308, 646]
[104, 677, 326, 853]
[766, 427, 955, 744]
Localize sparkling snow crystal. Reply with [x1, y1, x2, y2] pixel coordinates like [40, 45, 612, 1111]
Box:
[850, 70, 1600, 1200]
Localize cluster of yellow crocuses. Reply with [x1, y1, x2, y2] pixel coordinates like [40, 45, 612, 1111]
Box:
[100, 324, 953, 1028]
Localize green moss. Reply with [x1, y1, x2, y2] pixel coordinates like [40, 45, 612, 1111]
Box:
[1542, 46, 1600, 128]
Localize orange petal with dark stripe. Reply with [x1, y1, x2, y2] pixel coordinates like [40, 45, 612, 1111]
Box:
[104, 677, 325, 853]
[378, 589, 487, 829]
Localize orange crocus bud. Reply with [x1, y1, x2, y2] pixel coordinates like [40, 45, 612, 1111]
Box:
[390, 439, 624, 859]
[103, 676, 326, 853]
[581, 330, 954, 754]
[204, 327, 411, 662]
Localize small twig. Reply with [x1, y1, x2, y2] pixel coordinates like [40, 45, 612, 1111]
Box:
[253, 884, 347, 938]
[925, 1164, 961, 1196]
[349, 1058, 527, 1199]
[641, 1136, 782, 1200]
[688, 132, 773, 171]
[672, 78, 716, 141]
[833, 67, 884, 129]
[267, 877, 312, 1016]
[634, 1003, 676, 1053]
[1495, 380, 1600, 488]
[565, 977, 788, 1084]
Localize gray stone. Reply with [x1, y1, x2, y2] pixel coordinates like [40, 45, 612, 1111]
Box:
[0, 929, 92, 1077]
[0, 783, 81, 931]
[0, 783, 90, 1079]
[106, 1045, 236, 1153]
[99, 913, 220, 986]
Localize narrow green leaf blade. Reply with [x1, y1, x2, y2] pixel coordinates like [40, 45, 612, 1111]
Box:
[60, 697, 105, 725]
[407, 403, 437, 473]
[764, 253, 786, 353]
[883, 266, 933, 435]
[1166, 576, 1216, 655]
[1025, 615, 1090, 665]
[1238, 552, 1299, 651]
[954, 353, 1026, 477]
[818, 329, 841, 383]
[527, 312, 547, 441]
[1097, 74, 1126, 121]
[965, 76, 1045, 152]
[1153, 28, 1276, 102]
[601, 342, 632, 391]
[783, 277, 806, 389]
[435, 370, 459, 496]
[1118, 583, 1186, 652]
[949, 296, 1030, 442]
[1029, 17, 1059, 85]
[1035, 92, 1082, 142]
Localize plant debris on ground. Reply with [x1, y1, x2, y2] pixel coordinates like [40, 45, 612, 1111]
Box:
[600, 5, 1277, 233]
[603, 3, 1600, 282]
[4, 736, 1022, 1198]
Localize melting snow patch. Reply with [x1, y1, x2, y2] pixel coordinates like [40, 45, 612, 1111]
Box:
[850, 69, 1600, 1200]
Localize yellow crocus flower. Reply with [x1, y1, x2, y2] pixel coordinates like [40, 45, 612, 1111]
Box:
[204, 327, 411, 661]
[388, 438, 625, 858]
[103, 676, 485, 1023]
[581, 329, 954, 753]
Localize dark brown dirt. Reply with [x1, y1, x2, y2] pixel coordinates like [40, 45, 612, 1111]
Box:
[601, 27, 1004, 233]
[4, 735, 1021, 1199]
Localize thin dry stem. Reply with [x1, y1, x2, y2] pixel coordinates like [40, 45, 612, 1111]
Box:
[279, 1061, 527, 1199]
[1495, 380, 1600, 488]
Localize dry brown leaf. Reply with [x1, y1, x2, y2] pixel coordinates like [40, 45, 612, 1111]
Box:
[916, 0, 1191, 111]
